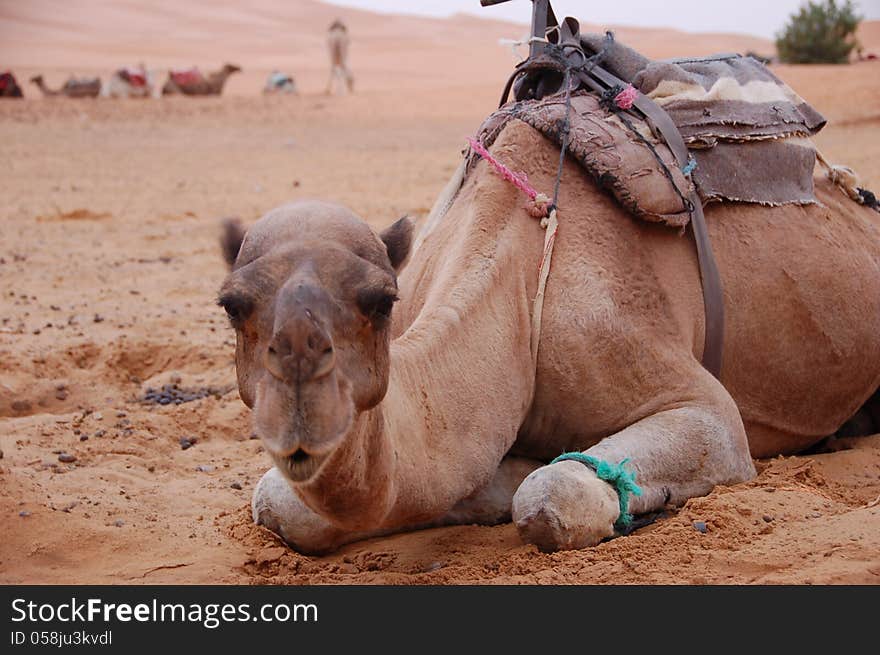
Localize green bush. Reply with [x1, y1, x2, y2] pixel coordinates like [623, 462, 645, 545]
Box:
[776, 0, 862, 64]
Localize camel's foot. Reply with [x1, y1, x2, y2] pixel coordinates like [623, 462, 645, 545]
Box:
[252, 467, 365, 554]
[512, 460, 619, 552]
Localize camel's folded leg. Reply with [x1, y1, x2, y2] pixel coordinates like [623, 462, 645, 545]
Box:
[512, 379, 756, 551]
[253, 455, 541, 554]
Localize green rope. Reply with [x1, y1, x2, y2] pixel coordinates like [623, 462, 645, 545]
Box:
[549, 452, 643, 531]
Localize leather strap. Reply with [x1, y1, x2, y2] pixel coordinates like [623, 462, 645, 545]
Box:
[501, 12, 725, 378]
[585, 66, 724, 378]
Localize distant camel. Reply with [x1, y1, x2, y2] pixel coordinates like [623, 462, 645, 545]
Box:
[161, 63, 241, 96]
[103, 65, 154, 98]
[30, 74, 101, 98]
[326, 19, 354, 94]
[0, 71, 23, 98]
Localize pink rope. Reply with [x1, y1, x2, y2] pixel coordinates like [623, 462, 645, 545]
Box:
[614, 84, 638, 110]
[467, 137, 538, 201]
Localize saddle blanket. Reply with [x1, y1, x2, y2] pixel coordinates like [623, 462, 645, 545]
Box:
[580, 33, 826, 206]
[472, 33, 827, 228]
[170, 67, 204, 87]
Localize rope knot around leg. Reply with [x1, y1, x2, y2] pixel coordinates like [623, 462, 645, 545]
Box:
[549, 452, 643, 531]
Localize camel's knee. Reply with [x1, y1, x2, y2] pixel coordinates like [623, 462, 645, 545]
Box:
[512, 460, 619, 552]
[252, 467, 348, 555]
[587, 400, 756, 512]
[660, 404, 756, 497]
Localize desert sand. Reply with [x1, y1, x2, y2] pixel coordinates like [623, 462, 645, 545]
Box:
[1, 1, 879, 584]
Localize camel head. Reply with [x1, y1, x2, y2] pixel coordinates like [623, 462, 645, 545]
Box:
[29, 75, 43, 85]
[218, 202, 413, 483]
[222, 63, 242, 75]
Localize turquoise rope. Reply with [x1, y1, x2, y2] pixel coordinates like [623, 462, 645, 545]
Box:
[681, 157, 697, 176]
[550, 453, 643, 531]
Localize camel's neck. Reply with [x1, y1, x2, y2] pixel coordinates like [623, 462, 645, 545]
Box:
[35, 80, 57, 96]
[209, 70, 233, 93]
[295, 162, 545, 529]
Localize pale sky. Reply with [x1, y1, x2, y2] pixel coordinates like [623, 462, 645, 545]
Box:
[324, 0, 880, 39]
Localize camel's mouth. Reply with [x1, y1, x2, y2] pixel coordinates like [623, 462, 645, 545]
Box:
[278, 448, 327, 483]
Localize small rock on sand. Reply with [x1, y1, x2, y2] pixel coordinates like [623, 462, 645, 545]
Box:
[58, 452, 77, 463]
[179, 437, 195, 450]
[229, 482, 242, 490]
[693, 521, 708, 533]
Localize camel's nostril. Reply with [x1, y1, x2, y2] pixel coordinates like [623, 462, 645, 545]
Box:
[307, 335, 316, 350]
[268, 345, 277, 355]
[323, 347, 333, 355]
[290, 448, 309, 464]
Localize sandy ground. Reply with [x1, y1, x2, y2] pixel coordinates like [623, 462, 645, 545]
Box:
[1, 2, 879, 584]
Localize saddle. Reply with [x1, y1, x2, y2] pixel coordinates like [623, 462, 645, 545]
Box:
[0, 72, 19, 94]
[61, 77, 101, 97]
[170, 67, 204, 87]
[475, 42, 828, 225]
[476, 1, 877, 379]
[119, 67, 147, 87]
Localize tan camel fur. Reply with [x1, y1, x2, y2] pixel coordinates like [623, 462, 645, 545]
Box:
[161, 64, 241, 96]
[220, 120, 880, 553]
[326, 20, 354, 95]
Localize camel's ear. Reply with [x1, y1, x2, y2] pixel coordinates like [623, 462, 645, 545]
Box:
[221, 218, 246, 269]
[379, 216, 414, 272]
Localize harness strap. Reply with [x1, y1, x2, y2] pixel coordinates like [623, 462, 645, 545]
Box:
[500, 11, 725, 378]
[586, 65, 725, 378]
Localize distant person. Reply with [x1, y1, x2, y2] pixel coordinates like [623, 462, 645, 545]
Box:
[326, 19, 354, 95]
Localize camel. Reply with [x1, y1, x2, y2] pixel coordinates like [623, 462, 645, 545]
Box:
[102, 65, 154, 98]
[30, 74, 101, 98]
[325, 19, 354, 95]
[263, 71, 297, 95]
[0, 71, 23, 98]
[161, 63, 240, 96]
[221, 126, 880, 555]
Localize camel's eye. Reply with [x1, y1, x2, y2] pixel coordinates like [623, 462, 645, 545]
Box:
[218, 294, 253, 326]
[374, 296, 395, 319]
[357, 288, 398, 324]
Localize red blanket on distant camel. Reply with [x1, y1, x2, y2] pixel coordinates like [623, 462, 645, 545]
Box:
[170, 67, 204, 87]
[121, 67, 147, 87]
